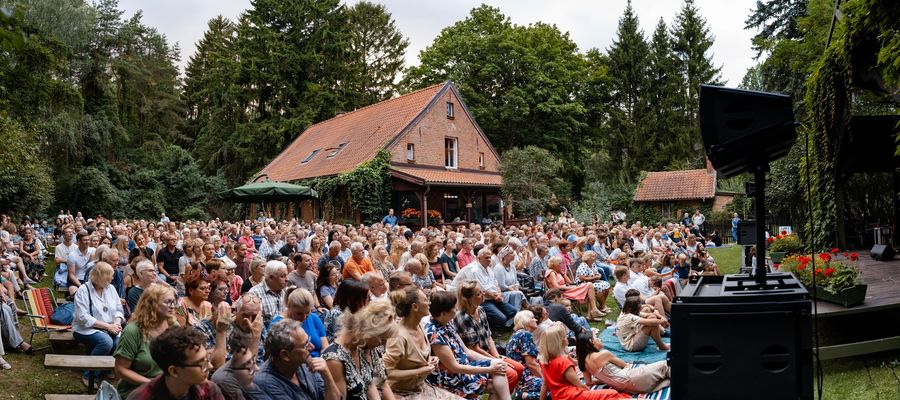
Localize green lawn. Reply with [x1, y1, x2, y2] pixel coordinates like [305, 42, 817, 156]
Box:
[2, 250, 897, 399]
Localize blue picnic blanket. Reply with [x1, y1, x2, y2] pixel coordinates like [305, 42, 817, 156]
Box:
[590, 384, 672, 399]
[599, 326, 670, 365]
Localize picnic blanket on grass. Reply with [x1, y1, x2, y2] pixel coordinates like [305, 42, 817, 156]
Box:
[599, 326, 670, 365]
[589, 384, 671, 399]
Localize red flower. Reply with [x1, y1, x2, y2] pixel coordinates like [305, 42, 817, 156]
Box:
[815, 268, 823, 275]
[844, 252, 850, 259]
[824, 267, 835, 277]
[830, 248, 840, 254]
[797, 263, 806, 271]
[818, 253, 831, 262]
[767, 237, 774, 244]
[850, 252, 859, 261]
[781, 230, 788, 236]
[773, 263, 780, 270]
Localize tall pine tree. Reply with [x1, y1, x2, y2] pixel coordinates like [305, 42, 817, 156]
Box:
[346, 1, 409, 104]
[647, 17, 691, 170]
[671, 0, 722, 167]
[601, 1, 652, 183]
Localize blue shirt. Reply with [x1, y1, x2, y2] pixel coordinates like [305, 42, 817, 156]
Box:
[381, 214, 397, 227]
[252, 360, 321, 400]
[270, 313, 327, 357]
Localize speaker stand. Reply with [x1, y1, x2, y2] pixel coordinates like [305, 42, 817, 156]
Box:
[752, 164, 769, 284]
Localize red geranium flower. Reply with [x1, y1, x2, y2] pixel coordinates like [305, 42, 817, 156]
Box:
[781, 230, 788, 236]
[844, 251, 850, 258]
[797, 263, 806, 271]
[830, 248, 840, 254]
[850, 252, 859, 261]
[773, 263, 780, 270]
[824, 267, 835, 277]
[767, 237, 774, 244]
[818, 253, 831, 262]
[815, 268, 823, 275]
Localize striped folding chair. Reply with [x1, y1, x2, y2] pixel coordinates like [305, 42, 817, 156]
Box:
[22, 288, 71, 351]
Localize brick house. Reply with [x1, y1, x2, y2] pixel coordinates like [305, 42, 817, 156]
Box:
[257, 81, 503, 225]
[633, 160, 735, 218]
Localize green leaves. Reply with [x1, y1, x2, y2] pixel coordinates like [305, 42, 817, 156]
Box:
[500, 146, 567, 218]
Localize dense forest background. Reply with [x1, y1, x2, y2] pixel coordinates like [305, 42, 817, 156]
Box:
[0, 0, 896, 235]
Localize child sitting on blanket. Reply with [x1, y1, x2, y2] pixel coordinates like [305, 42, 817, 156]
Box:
[616, 292, 669, 352]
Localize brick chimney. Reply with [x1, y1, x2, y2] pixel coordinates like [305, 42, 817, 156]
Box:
[705, 158, 715, 175]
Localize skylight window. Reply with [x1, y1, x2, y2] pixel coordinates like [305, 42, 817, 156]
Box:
[302, 149, 320, 163]
[325, 142, 348, 159]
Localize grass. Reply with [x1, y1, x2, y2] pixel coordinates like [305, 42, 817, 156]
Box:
[3, 247, 898, 399]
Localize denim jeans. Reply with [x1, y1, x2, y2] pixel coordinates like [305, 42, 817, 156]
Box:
[482, 299, 517, 332]
[73, 331, 119, 380]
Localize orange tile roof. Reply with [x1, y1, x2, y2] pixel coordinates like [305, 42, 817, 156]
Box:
[258, 82, 447, 182]
[392, 166, 502, 187]
[633, 169, 717, 202]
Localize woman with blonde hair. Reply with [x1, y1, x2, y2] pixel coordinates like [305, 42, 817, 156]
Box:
[538, 324, 629, 400]
[270, 287, 328, 357]
[505, 310, 543, 399]
[385, 286, 462, 399]
[371, 244, 394, 281]
[114, 283, 178, 398]
[324, 300, 398, 400]
[72, 261, 122, 385]
[390, 239, 409, 271]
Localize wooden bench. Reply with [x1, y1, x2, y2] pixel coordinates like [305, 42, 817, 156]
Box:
[45, 354, 115, 391]
[49, 331, 76, 343]
[45, 395, 95, 400]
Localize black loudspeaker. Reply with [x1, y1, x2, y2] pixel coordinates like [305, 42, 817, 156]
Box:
[871, 244, 895, 261]
[671, 274, 812, 400]
[699, 85, 797, 177]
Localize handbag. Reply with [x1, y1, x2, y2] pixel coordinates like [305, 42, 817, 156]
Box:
[94, 380, 121, 400]
[50, 302, 74, 325]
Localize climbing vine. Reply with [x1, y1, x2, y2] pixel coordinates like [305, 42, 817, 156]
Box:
[304, 150, 392, 224]
[801, 0, 900, 251]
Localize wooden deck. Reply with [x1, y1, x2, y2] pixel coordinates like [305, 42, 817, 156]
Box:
[813, 251, 900, 317]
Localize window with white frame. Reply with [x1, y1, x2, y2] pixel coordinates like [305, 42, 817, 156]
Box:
[479, 152, 485, 168]
[446, 102, 454, 118]
[406, 143, 415, 162]
[445, 137, 458, 168]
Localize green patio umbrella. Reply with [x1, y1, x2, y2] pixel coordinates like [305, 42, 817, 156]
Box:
[219, 181, 318, 203]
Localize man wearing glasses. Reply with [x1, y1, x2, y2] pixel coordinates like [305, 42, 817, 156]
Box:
[252, 319, 340, 400]
[127, 326, 224, 400]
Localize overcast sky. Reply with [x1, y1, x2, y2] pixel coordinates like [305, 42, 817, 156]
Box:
[119, 0, 761, 86]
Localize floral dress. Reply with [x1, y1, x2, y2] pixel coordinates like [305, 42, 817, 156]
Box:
[425, 320, 491, 399]
[412, 270, 436, 290]
[576, 262, 611, 292]
[322, 342, 375, 399]
[506, 329, 543, 400]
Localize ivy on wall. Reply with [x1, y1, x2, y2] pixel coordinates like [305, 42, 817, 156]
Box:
[305, 150, 392, 224]
[801, 0, 900, 251]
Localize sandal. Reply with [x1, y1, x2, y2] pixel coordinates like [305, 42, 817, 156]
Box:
[0, 357, 10, 370]
[19, 343, 35, 354]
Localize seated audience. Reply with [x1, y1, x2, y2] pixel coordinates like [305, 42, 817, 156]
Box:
[323, 300, 396, 399]
[115, 284, 177, 398]
[616, 293, 669, 352]
[177, 275, 213, 327]
[252, 319, 340, 400]
[505, 310, 543, 400]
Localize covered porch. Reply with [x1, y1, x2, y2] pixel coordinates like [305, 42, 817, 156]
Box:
[390, 166, 503, 228]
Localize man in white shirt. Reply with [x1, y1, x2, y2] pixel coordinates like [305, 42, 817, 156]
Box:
[448, 248, 517, 331]
[54, 227, 78, 287]
[66, 231, 96, 297]
[626, 258, 654, 298]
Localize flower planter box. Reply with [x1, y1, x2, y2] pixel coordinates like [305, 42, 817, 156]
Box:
[809, 284, 867, 307]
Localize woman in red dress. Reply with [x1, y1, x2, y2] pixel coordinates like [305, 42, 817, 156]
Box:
[538, 323, 630, 400]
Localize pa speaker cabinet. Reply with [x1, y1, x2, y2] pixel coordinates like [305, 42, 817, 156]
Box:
[871, 244, 895, 261]
[670, 299, 812, 400]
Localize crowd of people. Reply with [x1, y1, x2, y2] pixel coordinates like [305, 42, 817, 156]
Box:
[0, 209, 725, 399]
